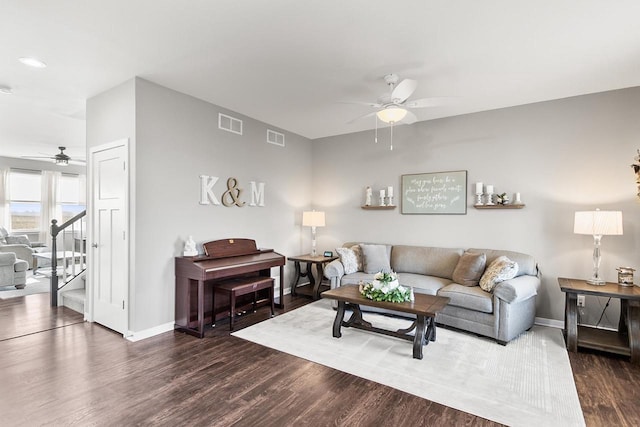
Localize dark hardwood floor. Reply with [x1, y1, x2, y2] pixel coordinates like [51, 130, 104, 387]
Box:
[0, 290, 638, 426]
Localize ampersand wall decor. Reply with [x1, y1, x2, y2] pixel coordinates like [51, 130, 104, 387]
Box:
[222, 177, 246, 207]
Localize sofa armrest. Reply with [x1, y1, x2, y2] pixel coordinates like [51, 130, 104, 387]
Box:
[14, 259, 28, 272]
[493, 275, 540, 304]
[324, 259, 344, 282]
[0, 252, 17, 266]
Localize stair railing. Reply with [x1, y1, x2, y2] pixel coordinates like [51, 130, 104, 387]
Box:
[50, 210, 87, 306]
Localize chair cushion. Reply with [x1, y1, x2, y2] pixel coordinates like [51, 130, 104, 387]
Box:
[438, 284, 493, 313]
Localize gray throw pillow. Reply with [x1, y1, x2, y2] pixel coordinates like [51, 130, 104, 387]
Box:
[5, 234, 31, 246]
[452, 251, 487, 287]
[360, 244, 391, 273]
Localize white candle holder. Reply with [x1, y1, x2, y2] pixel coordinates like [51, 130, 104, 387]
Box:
[379, 196, 386, 206]
[475, 193, 483, 205]
[485, 191, 494, 205]
[387, 196, 394, 206]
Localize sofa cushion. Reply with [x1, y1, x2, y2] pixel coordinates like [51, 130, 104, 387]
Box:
[452, 251, 486, 286]
[391, 245, 463, 279]
[438, 284, 493, 313]
[340, 272, 376, 286]
[398, 273, 450, 296]
[469, 248, 536, 277]
[360, 244, 391, 273]
[335, 247, 358, 274]
[479, 256, 519, 292]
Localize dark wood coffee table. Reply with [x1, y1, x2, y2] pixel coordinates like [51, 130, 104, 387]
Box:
[322, 285, 449, 359]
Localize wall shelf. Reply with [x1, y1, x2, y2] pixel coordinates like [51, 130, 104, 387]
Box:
[474, 204, 525, 209]
[361, 205, 396, 210]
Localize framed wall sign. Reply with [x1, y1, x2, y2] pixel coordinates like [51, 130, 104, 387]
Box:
[401, 170, 467, 215]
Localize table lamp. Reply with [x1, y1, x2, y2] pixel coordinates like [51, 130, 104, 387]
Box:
[302, 210, 325, 256]
[574, 209, 623, 285]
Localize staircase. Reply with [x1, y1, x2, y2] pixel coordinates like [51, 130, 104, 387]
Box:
[49, 211, 87, 310]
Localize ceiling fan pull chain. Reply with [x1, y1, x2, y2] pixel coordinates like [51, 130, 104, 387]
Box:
[390, 122, 394, 151]
[375, 115, 378, 143]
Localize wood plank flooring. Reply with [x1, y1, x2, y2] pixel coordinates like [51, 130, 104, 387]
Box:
[0, 291, 638, 426]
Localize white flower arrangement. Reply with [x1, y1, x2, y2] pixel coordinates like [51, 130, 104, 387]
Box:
[359, 271, 411, 303]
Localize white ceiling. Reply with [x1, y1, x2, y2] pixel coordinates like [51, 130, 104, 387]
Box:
[2, 0, 640, 161]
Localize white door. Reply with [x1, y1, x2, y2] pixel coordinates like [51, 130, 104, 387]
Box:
[90, 141, 128, 334]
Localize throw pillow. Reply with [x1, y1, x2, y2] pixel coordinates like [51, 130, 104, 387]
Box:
[360, 244, 391, 274]
[452, 251, 487, 287]
[479, 256, 519, 292]
[5, 234, 31, 246]
[335, 247, 358, 274]
[350, 244, 363, 272]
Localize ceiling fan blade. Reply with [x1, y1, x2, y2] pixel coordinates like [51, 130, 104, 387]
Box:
[21, 156, 54, 160]
[338, 100, 383, 108]
[69, 159, 86, 166]
[401, 110, 418, 125]
[404, 97, 448, 109]
[347, 111, 377, 124]
[391, 79, 417, 103]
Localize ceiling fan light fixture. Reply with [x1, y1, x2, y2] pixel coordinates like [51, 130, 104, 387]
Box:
[55, 158, 69, 166]
[376, 107, 407, 124]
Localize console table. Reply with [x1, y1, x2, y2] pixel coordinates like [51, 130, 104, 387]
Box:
[558, 277, 640, 364]
[288, 254, 338, 299]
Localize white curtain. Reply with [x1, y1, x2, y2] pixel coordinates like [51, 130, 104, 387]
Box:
[41, 171, 62, 247]
[0, 169, 8, 227]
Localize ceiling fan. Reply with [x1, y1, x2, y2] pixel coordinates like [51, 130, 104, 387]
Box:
[347, 73, 444, 126]
[22, 146, 86, 166]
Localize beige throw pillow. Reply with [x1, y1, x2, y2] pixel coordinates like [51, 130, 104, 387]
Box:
[350, 244, 363, 272]
[336, 247, 358, 274]
[479, 256, 519, 292]
[452, 251, 487, 287]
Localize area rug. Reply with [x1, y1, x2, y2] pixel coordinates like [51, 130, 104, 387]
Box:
[0, 274, 49, 299]
[233, 299, 585, 426]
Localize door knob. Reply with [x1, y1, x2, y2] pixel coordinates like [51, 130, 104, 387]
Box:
[92, 243, 98, 248]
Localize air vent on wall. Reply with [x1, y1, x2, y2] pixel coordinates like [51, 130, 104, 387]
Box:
[267, 129, 285, 147]
[218, 113, 243, 135]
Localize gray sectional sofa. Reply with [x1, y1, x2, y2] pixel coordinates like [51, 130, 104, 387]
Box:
[324, 242, 540, 344]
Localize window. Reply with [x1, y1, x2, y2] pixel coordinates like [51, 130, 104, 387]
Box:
[9, 169, 42, 232]
[59, 174, 86, 223]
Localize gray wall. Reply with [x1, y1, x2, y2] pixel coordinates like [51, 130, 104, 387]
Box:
[88, 78, 313, 334]
[312, 87, 640, 327]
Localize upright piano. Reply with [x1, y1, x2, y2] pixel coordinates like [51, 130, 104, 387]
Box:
[175, 238, 285, 338]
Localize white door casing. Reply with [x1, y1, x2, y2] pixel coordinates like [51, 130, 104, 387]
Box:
[88, 139, 129, 335]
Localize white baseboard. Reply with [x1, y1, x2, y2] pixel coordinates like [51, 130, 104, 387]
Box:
[534, 317, 564, 329]
[125, 322, 174, 342]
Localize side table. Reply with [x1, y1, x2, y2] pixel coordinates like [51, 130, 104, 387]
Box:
[558, 277, 640, 364]
[288, 254, 338, 299]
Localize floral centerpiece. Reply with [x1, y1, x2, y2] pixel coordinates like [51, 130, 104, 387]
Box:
[359, 271, 411, 303]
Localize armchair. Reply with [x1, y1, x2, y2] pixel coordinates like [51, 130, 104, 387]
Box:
[0, 226, 48, 269]
[0, 252, 28, 289]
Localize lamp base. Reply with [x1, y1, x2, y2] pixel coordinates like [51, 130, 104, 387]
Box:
[586, 277, 606, 286]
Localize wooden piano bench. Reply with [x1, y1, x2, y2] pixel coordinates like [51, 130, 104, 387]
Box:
[213, 276, 275, 331]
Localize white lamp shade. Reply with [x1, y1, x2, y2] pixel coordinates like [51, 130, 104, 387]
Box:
[302, 211, 325, 227]
[574, 210, 623, 236]
[376, 107, 407, 123]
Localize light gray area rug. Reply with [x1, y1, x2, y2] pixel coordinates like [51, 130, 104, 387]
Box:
[233, 299, 585, 427]
[0, 274, 49, 299]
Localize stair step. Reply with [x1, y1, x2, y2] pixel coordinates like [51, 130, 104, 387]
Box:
[62, 289, 85, 314]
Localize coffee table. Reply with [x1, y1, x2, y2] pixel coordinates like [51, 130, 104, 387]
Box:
[322, 285, 449, 359]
